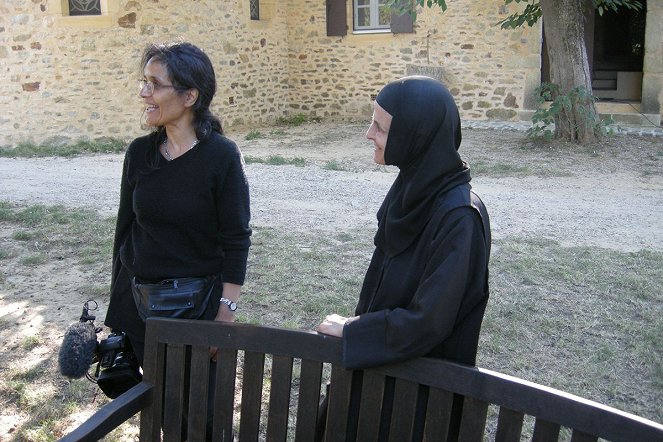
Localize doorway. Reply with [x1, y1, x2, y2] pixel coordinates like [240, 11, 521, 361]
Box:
[541, 0, 647, 101]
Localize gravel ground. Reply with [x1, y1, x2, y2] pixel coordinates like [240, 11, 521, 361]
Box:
[0, 122, 661, 252]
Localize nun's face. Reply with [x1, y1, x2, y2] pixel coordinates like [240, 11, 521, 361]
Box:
[366, 102, 392, 165]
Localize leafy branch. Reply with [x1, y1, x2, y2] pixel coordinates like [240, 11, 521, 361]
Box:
[528, 83, 614, 140]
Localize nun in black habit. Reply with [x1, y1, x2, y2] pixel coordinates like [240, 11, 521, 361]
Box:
[317, 75, 491, 369]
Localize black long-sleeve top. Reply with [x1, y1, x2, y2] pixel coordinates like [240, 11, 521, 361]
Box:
[343, 185, 490, 369]
[111, 131, 251, 284]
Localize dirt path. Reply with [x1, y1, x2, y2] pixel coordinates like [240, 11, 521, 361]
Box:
[1, 123, 661, 251]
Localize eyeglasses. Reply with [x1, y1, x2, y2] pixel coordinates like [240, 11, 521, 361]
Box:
[138, 79, 180, 95]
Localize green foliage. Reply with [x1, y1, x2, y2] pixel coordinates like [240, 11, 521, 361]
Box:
[323, 160, 347, 171]
[405, 0, 642, 29]
[276, 113, 309, 127]
[387, 0, 446, 19]
[244, 155, 307, 166]
[527, 82, 613, 140]
[22, 336, 40, 350]
[0, 138, 127, 158]
[244, 130, 264, 140]
[593, 0, 643, 15]
[497, 0, 542, 29]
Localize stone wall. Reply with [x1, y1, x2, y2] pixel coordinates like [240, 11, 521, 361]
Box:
[285, 0, 541, 123]
[0, 0, 291, 146]
[2, 0, 659, 147]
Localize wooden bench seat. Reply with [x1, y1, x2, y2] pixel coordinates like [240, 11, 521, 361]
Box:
[60, 317, 663, 442]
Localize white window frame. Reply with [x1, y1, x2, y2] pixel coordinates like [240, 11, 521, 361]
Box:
[353, 0, 391, 31]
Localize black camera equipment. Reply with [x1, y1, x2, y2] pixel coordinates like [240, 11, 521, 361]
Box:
[58, 300, 142, 399]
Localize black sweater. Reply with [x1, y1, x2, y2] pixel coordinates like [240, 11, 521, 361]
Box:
[104, 130, 250, 344]
[112, 131, 251, 284]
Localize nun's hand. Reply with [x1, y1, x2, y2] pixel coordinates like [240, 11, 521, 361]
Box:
[316, 313, 357, 337]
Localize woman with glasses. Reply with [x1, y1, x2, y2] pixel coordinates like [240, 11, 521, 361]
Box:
[105, 42, 251, 368]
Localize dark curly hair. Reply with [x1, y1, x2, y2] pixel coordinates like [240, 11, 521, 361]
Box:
[141, 42, 223, 140]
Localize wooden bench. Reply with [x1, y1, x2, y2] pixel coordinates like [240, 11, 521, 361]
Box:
[61, 317, 663, 442]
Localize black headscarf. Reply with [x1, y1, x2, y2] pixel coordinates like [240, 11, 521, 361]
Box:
[374, 76, 471, 257]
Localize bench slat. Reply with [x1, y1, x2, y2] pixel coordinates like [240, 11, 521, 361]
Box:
[495, 407, 525, 442]
[212, 348, 238, 442]
[238, 351, 265, 440]
[266, 354, 294, 441]
[186, 345, 211, 442]
[423, 387, 454, 442]
[356, 371, 386, 442]
[389, 378, 419, 441]
[163, 344, 186, 442]
[140, 340, 165, 441]
[571, 429, 599, 442]
[532, 418, 561, 441]
[294, 359, 323, 441]
[324, 365, 353, 442]
[458, 396, 489, 440]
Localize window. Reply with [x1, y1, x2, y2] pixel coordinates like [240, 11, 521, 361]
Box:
[68, 0, 101, 16]
[354, 0, 390, 31]
[325, 0, 413, 37]
[250, 0, 260, 20]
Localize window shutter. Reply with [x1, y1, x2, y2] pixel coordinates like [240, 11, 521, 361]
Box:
[390, 0, 414, 34]
[326, 0, 347, 36]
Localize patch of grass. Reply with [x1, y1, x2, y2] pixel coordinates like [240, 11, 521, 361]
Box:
[11, 363, 45, 383]
[323, 160, 347, 171]
[244, 130, 264, 140]
[0, 201, 13, 221]
[482, 237, 663, 421]
[276, 113, 308, 127]
[242, 227, 371, 330]
[470, 161, 532, 176]
[270, 129, 287, 137]
[12, 230, 36, 241]
[0, 138, 127, 158]
[244, 155, 306, 166]
[22, 336, 41, 350]
[1, 202, 114, 269]
[21, 253, 47, 265]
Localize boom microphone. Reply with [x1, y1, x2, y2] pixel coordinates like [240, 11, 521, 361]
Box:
[58, 321, 98, 378]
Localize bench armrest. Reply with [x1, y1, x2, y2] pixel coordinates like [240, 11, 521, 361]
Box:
[59, 382, 153, 442]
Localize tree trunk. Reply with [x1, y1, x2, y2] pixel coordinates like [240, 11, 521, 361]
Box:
[540, 0, 599, 143]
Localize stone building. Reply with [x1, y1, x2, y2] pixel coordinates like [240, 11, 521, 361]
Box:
[1, 0, 661, 146]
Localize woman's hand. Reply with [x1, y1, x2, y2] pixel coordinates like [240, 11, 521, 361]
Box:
[211, 282, 241, 361]
[316, 313, 357, 337]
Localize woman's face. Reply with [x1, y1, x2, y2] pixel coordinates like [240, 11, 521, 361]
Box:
[366, 102, 392, 165]
[139, 58, 192, 128]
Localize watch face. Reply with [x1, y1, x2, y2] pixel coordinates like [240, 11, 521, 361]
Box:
[221, 298, 237, 311]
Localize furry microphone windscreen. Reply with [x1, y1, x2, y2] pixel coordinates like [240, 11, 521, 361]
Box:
[58, 322, 97, 379]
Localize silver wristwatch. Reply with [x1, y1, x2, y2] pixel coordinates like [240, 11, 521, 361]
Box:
[220, 297, 237, 311]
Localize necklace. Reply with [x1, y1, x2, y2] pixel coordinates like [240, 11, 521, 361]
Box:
[163, 138, 199, 161]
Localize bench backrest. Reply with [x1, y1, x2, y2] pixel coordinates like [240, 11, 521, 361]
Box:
[136, 318, 662, 442]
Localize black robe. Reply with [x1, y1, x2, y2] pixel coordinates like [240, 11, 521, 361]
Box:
[343, 184, 490, 369]
[341, 76, 491, 369]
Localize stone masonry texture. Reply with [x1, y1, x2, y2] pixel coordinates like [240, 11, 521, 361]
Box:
[0, 0, 660, 146]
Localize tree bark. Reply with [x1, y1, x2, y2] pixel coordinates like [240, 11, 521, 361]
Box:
[540, 0, 599, 143]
